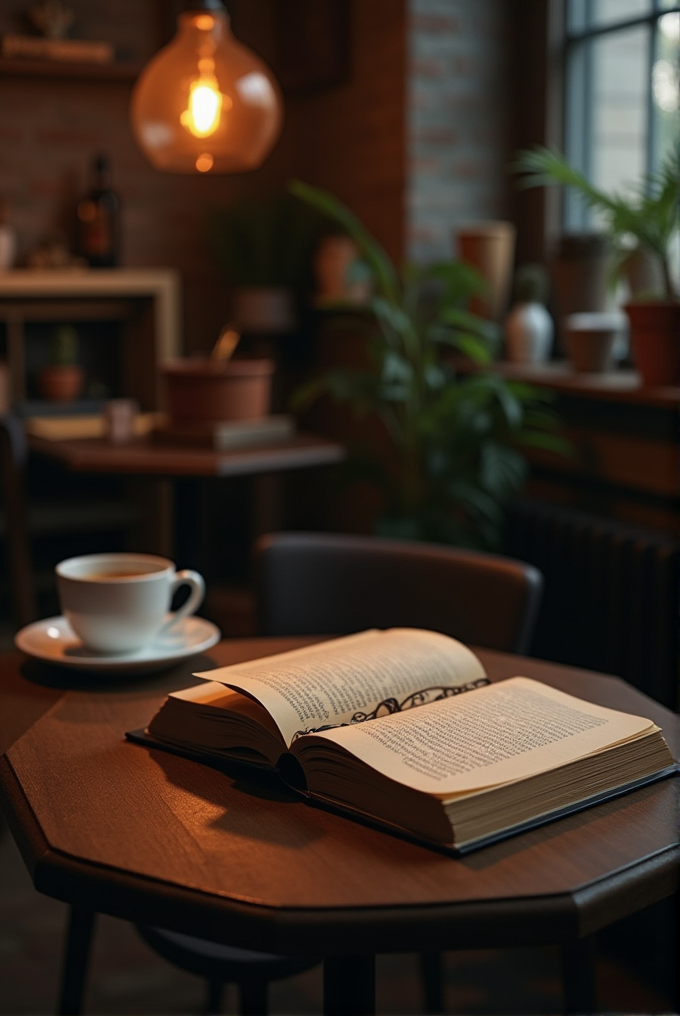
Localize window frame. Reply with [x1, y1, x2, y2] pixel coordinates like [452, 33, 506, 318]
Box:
[562, 0, 680, 228]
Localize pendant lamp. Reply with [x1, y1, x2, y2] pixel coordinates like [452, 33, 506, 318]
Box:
[130, 0, 283, 174]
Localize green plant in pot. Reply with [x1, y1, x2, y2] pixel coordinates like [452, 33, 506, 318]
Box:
[289, 180, 567, 550]
[38, 324, 84, 403]
[513, 143, 680, 386]
[209, 191, 326, 335]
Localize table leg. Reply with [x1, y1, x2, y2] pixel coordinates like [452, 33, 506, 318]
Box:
[419, 950, 445, 1013]
[560, 937, 597, 1015]
[173, 477, 204, 571]
[250, 474, 284, 541]
[58, 906, 97, 1016]
[126, 478, 174, 558]
[323, 954, 375, 1016]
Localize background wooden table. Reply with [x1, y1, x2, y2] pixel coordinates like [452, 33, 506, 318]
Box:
[28, 431, 346, 564]
[27, 432, 346, 479]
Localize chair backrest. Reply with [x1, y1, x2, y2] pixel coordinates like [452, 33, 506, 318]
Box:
[0, 413, 36, 629]
[253, 531, 543, 655]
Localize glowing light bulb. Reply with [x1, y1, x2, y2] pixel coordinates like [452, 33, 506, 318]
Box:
[181, 78, 222, 137]
[130, 3, 283, 174]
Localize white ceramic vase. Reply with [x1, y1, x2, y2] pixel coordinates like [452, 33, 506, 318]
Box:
[504, 302, 553, 364]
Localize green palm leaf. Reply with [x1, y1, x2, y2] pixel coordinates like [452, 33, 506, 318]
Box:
[513, 144, 679, 298]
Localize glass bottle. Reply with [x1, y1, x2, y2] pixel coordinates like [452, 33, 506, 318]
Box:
[77, 154, 119, 267]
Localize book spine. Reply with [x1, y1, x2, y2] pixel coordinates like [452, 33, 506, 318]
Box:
[214, 417, 295, 450]
[2, 34, 114, 64]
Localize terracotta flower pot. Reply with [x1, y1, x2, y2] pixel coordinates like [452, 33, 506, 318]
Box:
[625, 301, 680, 387]
[162, 358, 274, 422]
[38, 364, 84, 402]
[456, 220, 516, 322]
[563, 312, 624, 373]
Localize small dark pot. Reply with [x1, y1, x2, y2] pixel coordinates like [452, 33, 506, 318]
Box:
[38, 364, 84, 402]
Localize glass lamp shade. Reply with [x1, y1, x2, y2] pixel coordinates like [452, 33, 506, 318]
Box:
[130, 9, 283, 174]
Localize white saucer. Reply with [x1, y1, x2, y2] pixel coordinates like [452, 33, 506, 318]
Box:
[15, 615, 221, 674]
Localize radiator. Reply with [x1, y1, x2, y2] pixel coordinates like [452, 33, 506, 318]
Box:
[502, 499, 680, 709]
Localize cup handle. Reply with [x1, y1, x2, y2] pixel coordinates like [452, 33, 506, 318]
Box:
[160, 569, 205, 635]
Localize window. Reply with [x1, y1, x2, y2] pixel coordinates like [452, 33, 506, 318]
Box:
[563, 0, 679, 230]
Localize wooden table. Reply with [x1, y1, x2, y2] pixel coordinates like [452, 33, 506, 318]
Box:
[27, 431, 346, 479]
[1, 638, 678, 1014]
[27, 431, 346, 561]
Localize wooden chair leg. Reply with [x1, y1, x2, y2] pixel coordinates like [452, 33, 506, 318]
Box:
[58, 907, 97, 1016]
[419, 950, 445, 1013]
[561, 937, 597, 1015]
[203, 978, 224, 1015]
[238, 976, 268, 1016]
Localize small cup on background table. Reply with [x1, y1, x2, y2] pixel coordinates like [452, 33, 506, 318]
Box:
[104, 398, 139, 443]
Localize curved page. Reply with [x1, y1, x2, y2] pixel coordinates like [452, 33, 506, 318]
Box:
[194, 628, 487, 748]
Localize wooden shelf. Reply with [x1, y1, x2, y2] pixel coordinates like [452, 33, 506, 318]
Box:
[442, 356, 680, 533]
[0, 269, 181, 410]
[0, 57, 141, 81]
[450, 356, 680, 409]
[487, 360, 680, 409]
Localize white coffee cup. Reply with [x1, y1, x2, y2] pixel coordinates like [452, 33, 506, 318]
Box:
[56, 552, 205, 654]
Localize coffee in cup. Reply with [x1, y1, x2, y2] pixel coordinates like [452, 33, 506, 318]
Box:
[56, 552, 205, 654]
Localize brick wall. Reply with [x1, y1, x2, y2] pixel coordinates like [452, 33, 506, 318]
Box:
[407, 0, 514, 263]
[290, 1, 406, 264]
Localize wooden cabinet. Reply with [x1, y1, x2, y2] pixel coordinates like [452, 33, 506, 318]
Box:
[491, 361, 680, 537]
[0, 268, 181, 413]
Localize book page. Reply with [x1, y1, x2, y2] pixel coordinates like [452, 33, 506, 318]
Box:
[171, 681, 242, 707]
[305, 676, 656, 795]
[157, 681, 283, 747]
[194, 629, 487, 748]
[169, 681, 280, 731]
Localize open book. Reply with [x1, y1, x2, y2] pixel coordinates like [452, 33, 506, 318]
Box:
[131, 629, 676, 853]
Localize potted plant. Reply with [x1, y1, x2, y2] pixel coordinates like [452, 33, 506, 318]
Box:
[288, 180, 567, 550]
[38, 324, 84, 402]
[513, 143, 680, 386]
[209, 191, 326, 334]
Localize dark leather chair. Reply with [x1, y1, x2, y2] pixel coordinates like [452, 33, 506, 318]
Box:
[253, 530, 543, 654]
[0, 412, 37, 629]
[252, 530, 545, 1014]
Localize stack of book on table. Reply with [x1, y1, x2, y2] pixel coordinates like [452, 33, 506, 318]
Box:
[153, 414, 296, 450]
